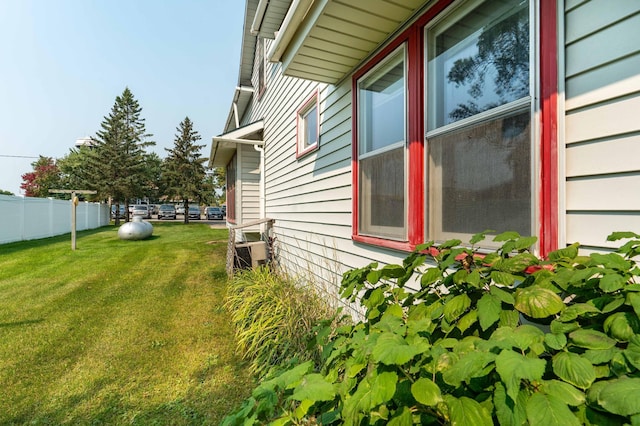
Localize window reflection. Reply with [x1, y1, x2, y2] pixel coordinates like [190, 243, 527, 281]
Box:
[427, 0, 529, 129]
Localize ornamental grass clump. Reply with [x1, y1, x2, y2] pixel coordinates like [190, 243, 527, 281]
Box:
[225, 267, 340, 379]
[223, 231, 640, 425]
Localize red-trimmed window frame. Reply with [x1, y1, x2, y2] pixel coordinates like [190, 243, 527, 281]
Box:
[226, 153, 237, 225]
[351, 0, 558, 257]
[296, 89, 320, 158]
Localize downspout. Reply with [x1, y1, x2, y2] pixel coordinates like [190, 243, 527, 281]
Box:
[233, 102, 240, 129]
[267, 0, 314, 62]
[232, 85, 255, 129]
[254, 144, 266, 232]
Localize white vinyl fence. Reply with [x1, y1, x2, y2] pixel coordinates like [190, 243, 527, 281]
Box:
[0, 194, 110, 245]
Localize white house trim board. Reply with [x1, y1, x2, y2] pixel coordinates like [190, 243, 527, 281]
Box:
[209, 120, 264, 168]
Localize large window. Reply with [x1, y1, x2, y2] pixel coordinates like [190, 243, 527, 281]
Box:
[353, 0, 543, 250]
[426, 0, 532, 242]
[356, 46, 407, 240]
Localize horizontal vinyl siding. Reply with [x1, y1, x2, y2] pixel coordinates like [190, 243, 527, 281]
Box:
[564, 1, 640, 250]
[259, 56, 412, 312]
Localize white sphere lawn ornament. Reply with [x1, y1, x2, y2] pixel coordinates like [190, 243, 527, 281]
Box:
[118, 216, 153, 240]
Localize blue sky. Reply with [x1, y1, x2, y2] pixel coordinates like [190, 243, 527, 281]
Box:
[0, 0, 245, 195]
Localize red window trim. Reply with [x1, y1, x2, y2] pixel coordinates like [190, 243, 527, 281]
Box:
[352, 0, 558, 254]
[296, 89, 320, 158]
[226, 154, 237, 225]
[539, 0, 559, 257]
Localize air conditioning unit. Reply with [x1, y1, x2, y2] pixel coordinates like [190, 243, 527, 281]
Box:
[234, 240, 268, 269]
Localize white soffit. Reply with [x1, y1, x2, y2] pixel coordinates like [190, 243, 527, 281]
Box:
[251, 0, 293, 38]
[209, 120, 264, 168]
[270, 0, 427, 84]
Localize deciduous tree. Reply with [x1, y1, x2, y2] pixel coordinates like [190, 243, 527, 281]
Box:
[20, 156, 62, 197]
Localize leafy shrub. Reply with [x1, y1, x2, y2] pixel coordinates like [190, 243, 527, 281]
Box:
[224, 267, 341, 379]
[223, 231, 640, 425]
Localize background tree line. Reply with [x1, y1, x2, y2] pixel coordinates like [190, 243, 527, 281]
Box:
[16, 87, 227, 224]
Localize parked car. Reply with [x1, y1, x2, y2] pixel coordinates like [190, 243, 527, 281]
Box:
[111, 205, 126, 219]
[206, 206, 224, 220]
[157, 204, 176, 220]
[221, 205, 227, 216]
[131, 204, 151, 219]
[187, 206, 201, 220]
[176, 205, 185, 215]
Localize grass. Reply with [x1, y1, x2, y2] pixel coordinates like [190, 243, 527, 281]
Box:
[0, 222, 253, 425]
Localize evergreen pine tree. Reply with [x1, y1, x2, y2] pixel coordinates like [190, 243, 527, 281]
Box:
[85, 87, 154, 223]
[163, 117, 206, 224]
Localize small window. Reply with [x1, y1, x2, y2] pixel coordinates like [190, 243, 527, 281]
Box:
[296, 91, 319, 157]
[356, 45, 407, 240]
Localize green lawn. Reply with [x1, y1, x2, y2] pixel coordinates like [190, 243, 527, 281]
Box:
[0, 223, 253, 424]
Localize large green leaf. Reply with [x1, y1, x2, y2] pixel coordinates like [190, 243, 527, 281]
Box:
[552, 352, 596, 390]
[444, 294, 471, 322]
[342, 371, 398, 422]
[544, 333, 567, 350]
[599, 274, 627, 293]
[540, 380, 586, 406]
[569, 329, 617, 350]
[500, 253, 539, 273]
[495, 350, 546, 401]
[558, 303, 601, 322]
[494, 231, 521, 242]
[513, 325, 545, 351]
[372, 332, 421, 365]
[457, 309, 478, 333]
[597, 377, 640, 416]
[444, 395, 493, 426]
[421, 267, 443, 287]
[515, 236, 539, 251]
[547, 243, 579, 261]
[491, 271, 517, 286]
[499, 309, 520, 328]
[590, 253, 631, 271]
[291, 373, 336, 402]
[491, 285, 516, 304]
[550, 319, 580, 335]
[514, 286, 565, 318]
[607, 231, 640, 241]
[381, 264, 406, 278]
[623, 335, 640, 370]
[493, 382, 528, 426]
[526, 393, 581, 426]
[604, 312, 640, 341]
[442, 351, 496, 387]
[628, 292, 640, 318]
[411, 377, 443, 407]
[387, 406, 413, 426]
[477, 293, 502, 331]
[583, 347, 618, 365]
[257, 360, 313, 393]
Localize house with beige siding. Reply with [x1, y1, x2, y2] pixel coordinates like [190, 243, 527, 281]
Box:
[210, 0, 640, 304]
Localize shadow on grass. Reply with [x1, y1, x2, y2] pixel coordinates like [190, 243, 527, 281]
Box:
[4, 359, 253, 425]
[0, 318, 45, 328]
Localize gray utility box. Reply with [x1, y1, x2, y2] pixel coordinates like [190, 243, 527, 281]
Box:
[234, 240, 268, 269]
